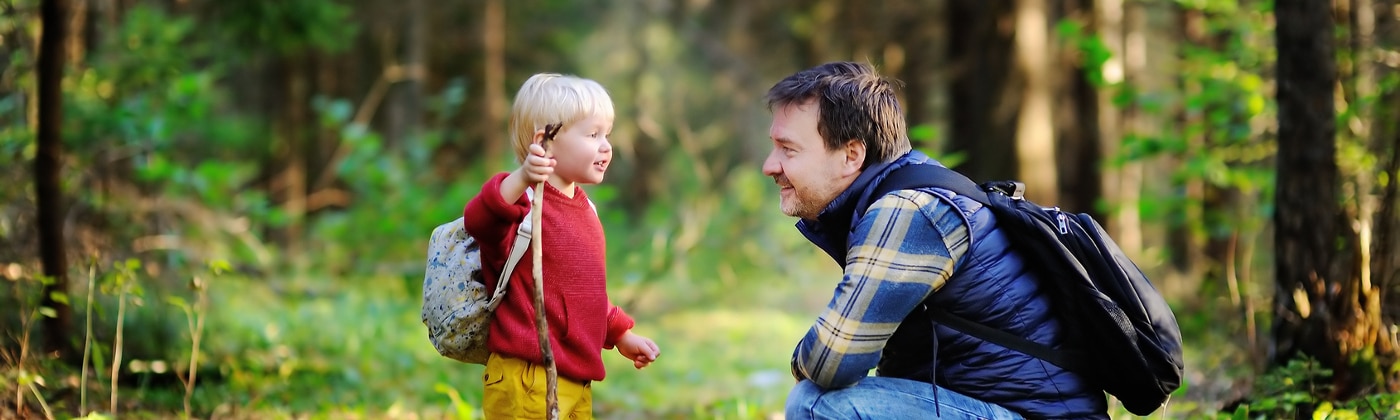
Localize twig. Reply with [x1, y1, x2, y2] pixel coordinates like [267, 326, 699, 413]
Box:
[110, 281, 128, 416]
[183, 276, 208, 419]
[80, 264, 95, 415]
[25, 380, 54, 420]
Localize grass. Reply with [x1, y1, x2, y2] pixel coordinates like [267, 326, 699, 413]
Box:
[0, 248, 1292, 420]
[52, 270, 817, 419]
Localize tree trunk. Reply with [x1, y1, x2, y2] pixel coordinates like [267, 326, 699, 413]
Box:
[276, 55, 309, 257]
[1054, 0, 1103, 219]
[38, 0, 75, 361]
[1011, 0, 1058, 204]
[1096, 0, 1147, 255]
[1375, 0, 1400, 320]
[1167, 7, 1208, 275]
[385, 0, 425, 149]
[892, 2, 944, 146]
[1273, 0, 1393, 399]
[481, 0, 506, 171]
[948, 0, 1018, 182]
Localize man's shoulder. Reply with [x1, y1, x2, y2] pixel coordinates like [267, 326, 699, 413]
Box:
[870, 188, 969, 222]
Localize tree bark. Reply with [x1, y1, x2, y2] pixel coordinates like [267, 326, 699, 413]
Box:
[948, 0, 1018, 182]
[482, 0, 506, 172]
[1011, 0, 1058, 204]
[1272, 0, 1393, 399]
[1375, 0, 1400, 320]
[1055, 0, 1103, 219]
[275, 55, 309, 256]
[1167, 7, 1208, 275]
[385, 0, 426, 149]
[38, 0, 75, 361]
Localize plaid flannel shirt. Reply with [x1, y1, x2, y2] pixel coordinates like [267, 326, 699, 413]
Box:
[791, 188, 971, 388]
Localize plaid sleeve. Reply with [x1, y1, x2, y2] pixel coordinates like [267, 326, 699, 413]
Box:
[791, 189, 971, 389]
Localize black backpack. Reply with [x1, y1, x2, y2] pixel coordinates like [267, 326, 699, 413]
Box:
[869, 164, 1185, 416]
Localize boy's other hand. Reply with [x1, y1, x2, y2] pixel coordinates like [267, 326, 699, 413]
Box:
[617, 331, 660, 369]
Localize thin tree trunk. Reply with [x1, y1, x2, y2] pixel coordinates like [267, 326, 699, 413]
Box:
[385, 0, 425, 149]
[38, 0, 75, 361]
[277, 56, 309, 257]
[948, 0, 1018, 182]
[1167, 7, 1208, 275]
[482, 0, 505, 171]
[1097, 0, 1147, 255]
[1012, 0, 1058, 204]
[893, 2, 944, 144]
[1056, 0, 1103, 219]
[67, 0, 86, 67]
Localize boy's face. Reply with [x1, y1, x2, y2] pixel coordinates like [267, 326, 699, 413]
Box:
[762, 102, 863, 220]
[549, 114, 614, 185]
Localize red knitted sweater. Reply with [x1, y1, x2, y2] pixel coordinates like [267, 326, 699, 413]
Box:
[462, 172, 635, 382]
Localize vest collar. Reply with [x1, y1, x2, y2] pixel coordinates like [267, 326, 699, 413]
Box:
[795, 151, 934, 266]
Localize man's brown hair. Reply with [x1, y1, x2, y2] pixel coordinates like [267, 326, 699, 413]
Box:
[765, 61, 911, 169]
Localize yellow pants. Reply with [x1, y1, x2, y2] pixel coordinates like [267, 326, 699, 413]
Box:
[482, 353, 593, 420]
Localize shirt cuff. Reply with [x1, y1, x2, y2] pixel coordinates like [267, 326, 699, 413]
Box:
[603, 305, 636, 349]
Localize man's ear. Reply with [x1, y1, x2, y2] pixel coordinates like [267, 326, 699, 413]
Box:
[842, 139, 866, 176]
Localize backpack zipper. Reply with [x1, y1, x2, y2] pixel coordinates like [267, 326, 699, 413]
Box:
[1054, 208, 1069, 234]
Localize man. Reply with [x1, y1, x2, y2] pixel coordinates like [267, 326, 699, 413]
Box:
[764, 61, 1108, 419]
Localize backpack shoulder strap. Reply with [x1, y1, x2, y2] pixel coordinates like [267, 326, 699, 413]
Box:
[493, 190, 537, 300]
[871, 164, 990, 205]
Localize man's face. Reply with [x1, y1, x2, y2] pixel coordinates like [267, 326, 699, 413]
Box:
[762, 102, 862, 220]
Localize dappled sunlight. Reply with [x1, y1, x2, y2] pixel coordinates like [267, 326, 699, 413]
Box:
[594, 308, 808, 418]
[170, 276, 814, 418]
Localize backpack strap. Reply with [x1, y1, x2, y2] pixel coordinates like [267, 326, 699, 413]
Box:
[871, 164, 989, 204]
[492, 189, 540, 302]
[496, 186, 593, 299]
[872, 164, 1084, 373]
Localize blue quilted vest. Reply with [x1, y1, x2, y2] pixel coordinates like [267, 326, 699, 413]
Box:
[799, 151, 1108, 419]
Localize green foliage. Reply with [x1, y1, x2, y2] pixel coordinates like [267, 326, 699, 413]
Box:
[433, 383, 478, 420]
[5, 0, 1396, 418]
[1207, 355, 1400, 419]
[304, 96, 488, 279]
[1118, 1, 1277, 190]
[206, 0, 359, 56]
[1056, 19, 1114, 86]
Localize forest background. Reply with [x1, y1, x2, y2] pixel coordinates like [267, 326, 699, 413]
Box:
[3, 0, 1400, 418]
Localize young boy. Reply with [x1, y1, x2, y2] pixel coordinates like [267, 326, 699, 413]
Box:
[463, 73, 660, 419]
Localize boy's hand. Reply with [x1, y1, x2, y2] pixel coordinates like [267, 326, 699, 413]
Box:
[616, 330, 660, 369]
[518, 142, 555, 184]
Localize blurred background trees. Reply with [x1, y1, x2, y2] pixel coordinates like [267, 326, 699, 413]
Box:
[2, 0, 1399, 418]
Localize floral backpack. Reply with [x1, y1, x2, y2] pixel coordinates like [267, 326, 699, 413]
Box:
[420, 207, 534, 364]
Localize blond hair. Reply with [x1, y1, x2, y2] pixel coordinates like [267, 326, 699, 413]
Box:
[509, 73, 616, 163]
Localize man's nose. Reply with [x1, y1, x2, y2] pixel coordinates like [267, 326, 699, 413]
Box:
[762, 151, 781, 176]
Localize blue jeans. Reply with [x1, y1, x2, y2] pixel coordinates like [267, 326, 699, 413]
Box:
[785, 377, 1025, 420]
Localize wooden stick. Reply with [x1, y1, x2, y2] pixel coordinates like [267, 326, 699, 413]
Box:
[532, 125, 562, 419]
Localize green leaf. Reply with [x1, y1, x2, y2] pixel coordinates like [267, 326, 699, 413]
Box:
[909, 124, 938, 142]
[1231, 403, 1248, 420]
[209, 259, 232, 275]
[166, 295, 190, 310]
[38, 307, 57, 318]
[49, 291, 69, 305]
